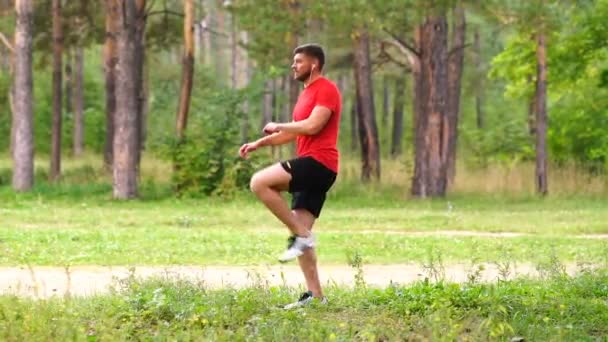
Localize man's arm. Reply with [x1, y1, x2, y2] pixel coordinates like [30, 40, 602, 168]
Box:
[266, 106, 332, 136]
[239, 130, 296, 159]
[256, 130, 297, 147]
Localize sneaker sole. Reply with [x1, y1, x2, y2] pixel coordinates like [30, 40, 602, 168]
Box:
[278, 250, 304, 263]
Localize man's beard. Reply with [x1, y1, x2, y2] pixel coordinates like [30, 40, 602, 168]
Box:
[295, 69, 312, 82]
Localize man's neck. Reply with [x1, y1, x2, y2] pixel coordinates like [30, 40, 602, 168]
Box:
[304, 73, 322, 88]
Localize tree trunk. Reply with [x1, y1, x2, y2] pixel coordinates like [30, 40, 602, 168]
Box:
[352, 28, 380, 181]
[240, 32, 250, 144]
[411, 15, 449, 198]
[382, 76, 389, 126]
[261, 79, 274, 129]
[50, 0, 63, 182]
[103, 0, 118, 169]
[350, 93, 358, 152]
[445, 3, 466, 186]
[176, 0, 194, 140]
[134, 0, 146, 159]
[391, 76, 406, 157]
[528, 74, 537, 136]
[12, 0, 34, 191]
[214, 3, 226, 82]
[113, 0, 141, 199]
[473, 27, 484, 129]
[73, 47, 84, 156]
[200, 0, 211, 65]
[229, 9, 237, 89]
[535, 32, 548, 195]
[64, 49, 72, 117]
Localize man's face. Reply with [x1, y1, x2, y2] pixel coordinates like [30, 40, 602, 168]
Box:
[291, 53, 315, 82]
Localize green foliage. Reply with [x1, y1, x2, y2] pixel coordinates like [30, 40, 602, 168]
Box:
[161, 82, 267, 197]
[1, 270, 607, 340]
[489, 1, 608, 169]
[462, 111, 533, 167]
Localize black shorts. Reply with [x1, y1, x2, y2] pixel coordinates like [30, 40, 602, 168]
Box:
[280, 157, 337, 218]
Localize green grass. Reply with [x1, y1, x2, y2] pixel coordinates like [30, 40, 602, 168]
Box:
[1, 269, 607, 341]
[1, 155, 608, 266]
[1, 190, 608, 266]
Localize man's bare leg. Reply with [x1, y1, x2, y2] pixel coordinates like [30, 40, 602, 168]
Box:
[249, 163, 310, 237]
[293, 209, 323, 298]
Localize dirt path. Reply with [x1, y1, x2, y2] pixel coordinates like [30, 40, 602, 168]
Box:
[0, 263, 585, 298]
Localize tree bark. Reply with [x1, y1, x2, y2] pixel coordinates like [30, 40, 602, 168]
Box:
[12, 0, 34, 191]
[473, 27, 484, 129]
[64, 49, 72, 118]
[528, 73, 537, 136]
[240, 31, 250, 144]
[229, 8, 237, 89]
[350, 93, 358, 152]
[134, 0, 146, 159]
[411, 15, 449, 198]
[382, 76, 390, 126]
[391, 76, 406, 157]
[353, 28, 380, 181]
[73, 47, 84, 156]
[445, 3, 466, 186]
[103, 0, 118, 169]
[113, 0, 141, 199]
[176, 0, 194, 140]
[535, 32, 548, 195]
[261, 79, 274, 129]
[50, 0, 63, 182]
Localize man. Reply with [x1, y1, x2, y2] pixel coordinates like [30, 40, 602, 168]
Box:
[239, 44, 341, 309]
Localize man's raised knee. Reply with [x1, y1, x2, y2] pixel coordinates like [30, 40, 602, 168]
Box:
[249, 172, 264, 194]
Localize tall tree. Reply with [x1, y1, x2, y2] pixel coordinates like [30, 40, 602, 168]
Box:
[103, 0, 118, 169]
[382, 76, 390, 126]
[12, 0, 34, 191]
[176, 0, 194, 140]
[535, 30, 548, 195]
[50, 0, 63, 181]
[353, 28, 380, 181]
[411, 14, 449, 197]
[64, 49, 72, 120]
[472, 26, 484, 129]
[445, 2, 466, 186]
[350, 93, 358, 153]
[134, 0, 147, 159]
[286, 0, 300, 124]
[391, 76, 406, 157]
[113, 0, 142, 199]
[73, 47, 84, 156]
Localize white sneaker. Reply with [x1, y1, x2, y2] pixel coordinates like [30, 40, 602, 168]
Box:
[278, 234, 315, 263]
[283, 291, 328, 310]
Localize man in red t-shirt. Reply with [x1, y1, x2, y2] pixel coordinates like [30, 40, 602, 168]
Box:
[239, 44, 341, 309]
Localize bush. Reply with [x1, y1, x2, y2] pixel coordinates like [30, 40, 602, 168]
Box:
[163, 88, 268, 197]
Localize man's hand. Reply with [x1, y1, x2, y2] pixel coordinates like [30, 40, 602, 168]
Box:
[239, 141, 260, 159]
[263, 122, 280, 135]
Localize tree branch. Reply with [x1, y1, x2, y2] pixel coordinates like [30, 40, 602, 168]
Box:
[0, 31, 14, 53]
[148, 9, 183, 17]
[382, 38, 420, 73]
[145, 0, 157, 15]
[448, 43, 471, 57]
[377, 43, 411, 70]
[384, 29, 419, 57]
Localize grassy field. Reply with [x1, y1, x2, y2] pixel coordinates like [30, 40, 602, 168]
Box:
[1, 156, 608, 340]
[1, 155, 608, 266]
[1, 270, 607, 341]
[1, 194, 608, 266]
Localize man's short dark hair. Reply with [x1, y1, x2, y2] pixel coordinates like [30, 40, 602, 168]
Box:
[293, 44, 325, 71]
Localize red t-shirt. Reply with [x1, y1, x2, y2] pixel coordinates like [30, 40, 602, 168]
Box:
[292, 77, 342, 173]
